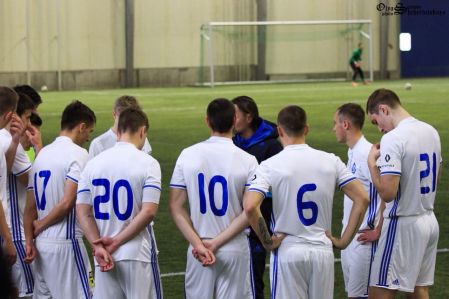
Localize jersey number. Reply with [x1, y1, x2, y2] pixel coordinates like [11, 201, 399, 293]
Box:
[419, 153, 437, 194]
[34, 170, 51, 211]
[297, 183, 318, 226]
[198, 173, 228, 216]
[93, 179, 133, 221]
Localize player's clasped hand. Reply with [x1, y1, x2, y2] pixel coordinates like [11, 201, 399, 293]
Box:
[94, 246, 114, 272]
[357, 228, 381, 245]
[192, 244, 216, 267]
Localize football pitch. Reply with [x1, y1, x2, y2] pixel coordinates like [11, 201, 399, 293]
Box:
[37, 78, 449, 298]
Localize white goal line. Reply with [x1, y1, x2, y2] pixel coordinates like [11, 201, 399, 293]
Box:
[160, 248, 449, 278]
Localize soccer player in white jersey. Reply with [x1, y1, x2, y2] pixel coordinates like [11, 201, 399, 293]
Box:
[23, 100, 96, 299]
[366, 89, 442, 299]
[77, 107, 163, 299]
[0, 87, 19, 269]
[244, 105, 369, 299]
[89, 95, 152, 158]
[333, 103, 385, 298]
[0, 93, 36, 297]
[169, 98, 259, 299]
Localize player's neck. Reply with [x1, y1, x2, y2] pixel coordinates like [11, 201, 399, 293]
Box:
[392, 107, 412, 128]
[346, 131, 363, 149]
[118, 134, 141, 149]
[281, 136, 306, 147]
[211, 131, 232, 139]
[59, 131, 77, 144]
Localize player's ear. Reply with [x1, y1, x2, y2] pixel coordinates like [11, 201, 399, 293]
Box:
[277, 125, 284, 138]
[343, 119, 350, 130]
[304, 124, 309, 136]
[205, 116, 212, 130]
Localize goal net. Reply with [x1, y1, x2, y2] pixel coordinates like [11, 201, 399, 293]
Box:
[198, 20, 373, 87]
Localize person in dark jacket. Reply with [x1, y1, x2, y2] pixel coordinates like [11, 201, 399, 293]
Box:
[232, 96, 283, 299]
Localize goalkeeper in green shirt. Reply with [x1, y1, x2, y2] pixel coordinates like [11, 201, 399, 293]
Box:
[349, 43, 367, 86]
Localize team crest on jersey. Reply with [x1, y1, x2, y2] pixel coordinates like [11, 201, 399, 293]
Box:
[385, 154, 391, 162]
[351, 163, 357, 174]
[392, 279, 400, 286]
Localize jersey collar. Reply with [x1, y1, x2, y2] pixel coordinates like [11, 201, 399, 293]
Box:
[284, 144, 309, 151]
[207, 136, 233, 143]
[396, 116, 416, 128]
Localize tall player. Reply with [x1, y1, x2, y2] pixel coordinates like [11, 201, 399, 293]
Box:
[169, 98, 259, 299]
[244, 105, 369, 299]
[24, 100, 96, 299]
[77, 107, 163, 299]
[366, 89, 442, 299]
[89, 95, 152, 158]
[0, 93, 35, 297]
[0, 86, 19, 267]
[333, 103, 384, 298]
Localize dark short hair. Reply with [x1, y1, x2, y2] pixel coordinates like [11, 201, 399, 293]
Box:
[231, 95, 261, 131]
[13, 85, 42, 107]
[337, 103, 365, 130]
[0, 86, 18, 115]
[30, 113, 42, 127]
[207, 98, 235, 133]
[114, 95, 140, 114]
[366, 89, 401, 114]
[16, 93, 35, 117]
[117, 107, 149, 134]
[61, 100, 96, 130]
[277, 105, 307, 137]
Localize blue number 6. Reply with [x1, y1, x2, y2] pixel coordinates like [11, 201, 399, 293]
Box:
[297, 183, 318, 226]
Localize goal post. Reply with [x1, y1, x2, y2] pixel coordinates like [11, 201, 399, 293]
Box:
[198, 20, 373, 87]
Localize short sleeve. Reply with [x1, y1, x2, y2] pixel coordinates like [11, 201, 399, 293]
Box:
[248, 162, 271, 197]
[335, 156, 357, 189]
[12, 145, 32, 176]
[142, 160, 162, 204]
[27, 166, 34, 191]
[378, 134, 402, 176]
[169, 153, 186, 189]
[76, 168, 92, 205]
[66, 152, 89, 184]
[245, 156, 259, 188]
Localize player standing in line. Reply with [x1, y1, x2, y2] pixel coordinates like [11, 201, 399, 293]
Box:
[366, 89, 442, 299]
[169, 98, 259, 299]
[0, 93, 36, 298]
[232, 96, 283, 299]
[77, 107, 163, 299]
[23, 100, 96, 299]
[244, 105, 369, 299]
[333, 103, 385, 298]
[0, 86, 19, 269]
[89, 95, 152, 158]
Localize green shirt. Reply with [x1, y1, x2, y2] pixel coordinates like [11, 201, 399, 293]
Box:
[26, 147, 36, 162]
[349, 48, 362, 64]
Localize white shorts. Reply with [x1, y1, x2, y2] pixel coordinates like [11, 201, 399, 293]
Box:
[341, 235, 378, 297]
[93, 260, 162, 299]
[370, 211, 439, 292]
[11, 240, 35, 297]
[33, 238, 93, 299]
[270, 238, 334, 299]
[185, 234, 254, 299]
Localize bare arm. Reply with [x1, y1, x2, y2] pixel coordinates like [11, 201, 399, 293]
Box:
[244, 191, 282, 251]
[168, 187, 215, 265]
[367, 144, 400, 202]
[328, 179, 368, 249]
[16, 171, 29, 188]
[33, 180, 78, 236]
[0, 200, 16, 265]
[24, 190, 38, 263]
[5, 115, 25, 173]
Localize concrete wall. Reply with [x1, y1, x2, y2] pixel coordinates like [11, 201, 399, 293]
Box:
[0, 0, 399, 89]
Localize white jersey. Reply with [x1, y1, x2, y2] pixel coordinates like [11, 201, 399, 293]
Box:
[342, 136, 381, 232]
[29, 136, 89, 240]
[77, 141, 161, 263]
[88, 128, 152, 159]
[0, 145, 7, 234]
[170, 136, 258, 239]
[0, 129, 32, 241]
[249, 144, 356, 247]
[378, 117, 442, 218]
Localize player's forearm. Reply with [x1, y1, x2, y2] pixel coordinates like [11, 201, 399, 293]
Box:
[212, 212, 248, 249]
[38, 198, 74, 232]
[170, 206, 203, 248]
[246, 207, 273, 249]
[341, 200, 367, 248]
[0, 203, 13, 243]
[76, 205, 101, 247]
[24, 192, 37, 242]
[114, 204, 157, 247]
[368, 164, 396, 202]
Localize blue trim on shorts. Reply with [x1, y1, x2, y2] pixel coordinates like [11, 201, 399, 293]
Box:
[247, 237, 256, 299]
[271, 249, 278, 299]
[72, 239, 90, 299]
[366, 240, 378, 295]
[377, 217, 399, 287]
[147, 225, 163, 299]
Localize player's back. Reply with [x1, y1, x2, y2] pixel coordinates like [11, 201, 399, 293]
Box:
[259, 144, 355, 246]
[171, 136, 257, 239]
[79, 141, 161, 262]
[380, 117, 441, 217]
[31, 136, 88, 240]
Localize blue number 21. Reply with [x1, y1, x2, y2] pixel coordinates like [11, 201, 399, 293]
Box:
[93, 179, 133, 221]
[198, 173, 228, 216]
[297, 183, 318, 226]
[419, 153, 437, 194]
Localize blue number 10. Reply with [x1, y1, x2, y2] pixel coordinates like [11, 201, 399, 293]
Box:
[198, 173, 228, 216]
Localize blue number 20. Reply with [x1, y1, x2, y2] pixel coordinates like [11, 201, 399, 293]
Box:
[198, 173, 228, 216]
[93, 179, 133, 221]
[34, 170, 51, 211]
[419, 153, 437, 194]
[297, 183, 318, 226]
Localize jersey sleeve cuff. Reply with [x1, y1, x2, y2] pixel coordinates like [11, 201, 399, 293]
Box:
[14, 164, 32, 176]
[380, 171, 401, 176]
[338, 177, 357, 189]
[248, 187, 267, 198]
[66, 175, 79, 183]
[169, 183, 187, 189]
